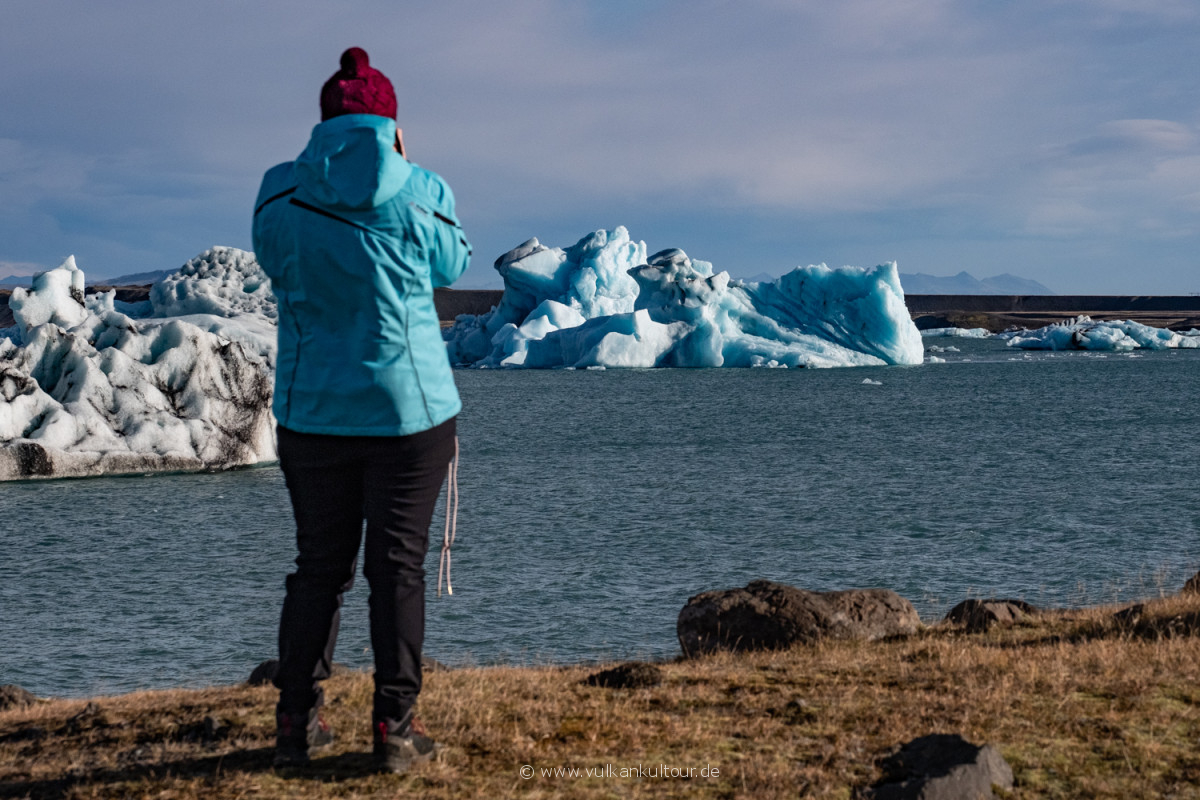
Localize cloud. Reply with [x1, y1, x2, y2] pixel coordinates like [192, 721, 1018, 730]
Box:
[2, 0, 1200, 291]
[1065, 119, 1196, 156]
[402, 0, 1053, 217]
[1021, 119, 1200, 238]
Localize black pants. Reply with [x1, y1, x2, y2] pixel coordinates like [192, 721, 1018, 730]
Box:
[274, 418, 456, 725]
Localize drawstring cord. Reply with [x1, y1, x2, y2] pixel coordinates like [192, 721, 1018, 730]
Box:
[437, 436, 459, 597]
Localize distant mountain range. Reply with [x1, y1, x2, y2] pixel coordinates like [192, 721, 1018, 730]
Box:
[898, 271, 1054, 295]
[0, 268, 174, 289]
[91, 269, 175, 286]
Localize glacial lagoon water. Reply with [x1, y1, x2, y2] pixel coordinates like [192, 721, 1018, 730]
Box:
[2, 337, 1198, 698]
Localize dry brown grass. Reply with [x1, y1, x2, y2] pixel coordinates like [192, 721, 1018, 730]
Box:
[3, 594, 1200, 799]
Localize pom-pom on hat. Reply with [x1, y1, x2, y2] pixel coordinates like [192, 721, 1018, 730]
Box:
[319, 47, 397, 121]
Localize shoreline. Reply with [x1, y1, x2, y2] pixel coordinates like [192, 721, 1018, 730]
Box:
[9, 575, 1195, 703]
[3, 584, 1198, 798]
[6, 286, 1200, 333]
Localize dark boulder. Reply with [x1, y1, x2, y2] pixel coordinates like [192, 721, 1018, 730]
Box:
[1112, 603, 1147, 628]
[1113, 603, 1200, 639]
[248, 659, 357, 686]
[860, 733, 1014, 800]
[677, 580, 920, 656]
[202, 715, 228, 742]
[0, 684, 38, 711]
[584, 662, 663, 689]
[944, 599, 1038, 633]
[247, 659, 279, 686]
[1183, 571, 1200, 595]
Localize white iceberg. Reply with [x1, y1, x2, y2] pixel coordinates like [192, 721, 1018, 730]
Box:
[444, 227, 924, 369]
[1006, 316, 1200, 352]
[0, 248, 277, 480]
[0, 229, 928, 479]
[920, 327, 992, 338]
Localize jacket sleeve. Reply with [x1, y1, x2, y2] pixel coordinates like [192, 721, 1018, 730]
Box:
[251, 162, 298, 283]
[422, 173, 471, 288]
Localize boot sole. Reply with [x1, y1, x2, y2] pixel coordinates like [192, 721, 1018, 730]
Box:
[378, 742, 444, 774]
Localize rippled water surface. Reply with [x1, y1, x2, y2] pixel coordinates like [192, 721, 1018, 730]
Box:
[3, 338, 1198, 697]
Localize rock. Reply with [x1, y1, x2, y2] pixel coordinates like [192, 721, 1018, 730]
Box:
[677, 580, 921, 656]
[1112, 603, 1146, 628]
[247, 659, 278, 686]
[0, 684, 38, 710]
[861, 733, 1014, 800]
[1114, 603, 1200, 639]
[1183, 571, 1200, 595]
[248, 658, 361, 686]
[202, 715, 227, 742]
[584, 662, 663, 689]
[944, 599, 1038, 633]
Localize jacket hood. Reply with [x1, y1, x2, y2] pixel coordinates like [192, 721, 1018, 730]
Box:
[295, 114, 412, 210]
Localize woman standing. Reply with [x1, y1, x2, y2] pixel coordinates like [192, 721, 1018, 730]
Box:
[252, 47, 470, 773]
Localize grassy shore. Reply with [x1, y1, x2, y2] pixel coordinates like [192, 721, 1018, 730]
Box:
[3, 593, 1199, 799]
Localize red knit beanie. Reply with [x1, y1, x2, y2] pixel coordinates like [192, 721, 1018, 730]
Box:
[319, 47, 397, 121]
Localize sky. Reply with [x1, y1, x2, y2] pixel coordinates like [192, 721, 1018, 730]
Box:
[2, 0, 1199, 294]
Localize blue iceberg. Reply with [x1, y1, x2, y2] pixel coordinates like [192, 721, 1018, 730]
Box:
[444, 227, 924, 369]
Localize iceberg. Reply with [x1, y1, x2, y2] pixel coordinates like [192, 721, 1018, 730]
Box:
[1006, 316, 1200, 352]
[0, 248, 276, 480]
[0, 228, 925, 479]
[444, 227, 924, 369]
[920, 327, 992, 338]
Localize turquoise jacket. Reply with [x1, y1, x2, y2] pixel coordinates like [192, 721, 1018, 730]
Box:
[252, 114, 470, 436]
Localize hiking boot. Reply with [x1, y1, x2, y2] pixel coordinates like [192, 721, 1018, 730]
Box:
[373, 711, 439, 774]
[273, 709, 334, 767]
